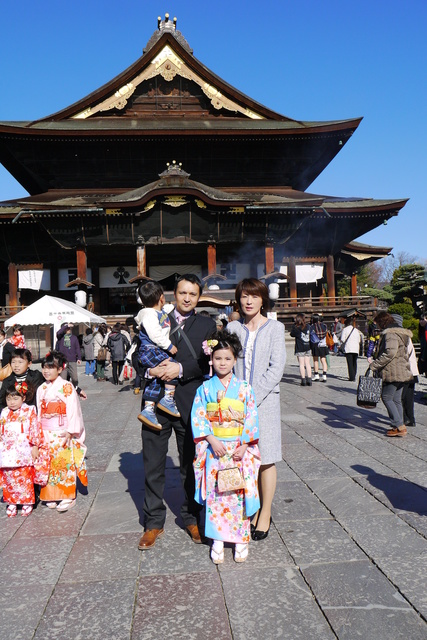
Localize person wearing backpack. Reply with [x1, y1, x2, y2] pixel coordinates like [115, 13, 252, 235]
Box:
[107, 323, 130, 385]
[310, 314, 328, 382]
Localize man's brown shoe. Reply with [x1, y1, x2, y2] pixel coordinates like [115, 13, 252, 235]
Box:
[185, 524, 202, 544]
[138, 528, 164, 550]
[385, 427, 407, 437]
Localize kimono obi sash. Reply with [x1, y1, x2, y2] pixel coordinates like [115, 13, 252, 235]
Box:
[40, 400, 68, 431]
[206, 398, 244, 437]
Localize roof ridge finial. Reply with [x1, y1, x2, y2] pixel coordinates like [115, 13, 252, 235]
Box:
[157, 13, 177, 33]
[145, 14, 192, 55]
[159, 161, 190, 179]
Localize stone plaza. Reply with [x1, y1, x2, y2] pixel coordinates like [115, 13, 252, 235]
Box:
[1, 349, 427, 639]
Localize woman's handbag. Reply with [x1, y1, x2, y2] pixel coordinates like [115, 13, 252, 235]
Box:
[326, 331, 335, 350]
[217, 466, 245, 493]
[357, 368, 383, 408]
[97, 347, 107, 361]
[0, 363, 12, 381]
[310, 331, 320, 344]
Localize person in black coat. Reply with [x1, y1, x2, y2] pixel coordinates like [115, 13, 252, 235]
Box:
[0, 348, 44, 410]
[0, 329, 15, 367]
[138, 274, 216, 550]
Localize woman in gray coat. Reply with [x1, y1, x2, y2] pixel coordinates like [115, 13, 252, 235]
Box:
[228, 278, 286, 541]
[82, 328, 95, 376]
[369, 311, 413, 437]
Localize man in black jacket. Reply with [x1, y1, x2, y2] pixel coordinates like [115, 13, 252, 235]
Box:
[138, 275, 215, 550]
[0, 349, 44, 410]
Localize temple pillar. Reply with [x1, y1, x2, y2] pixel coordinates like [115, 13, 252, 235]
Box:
[326, 255, 336, 306]
[92, 267, 100, 313]
[76, 246, 87, 281]
[136, 241, 146, 277]
[351, 273, 357, 298]
[265, 240, 274, 275]
[288, 257, 297, 307]
[8, 263, 19, 313]
[207, 239, 217, 275]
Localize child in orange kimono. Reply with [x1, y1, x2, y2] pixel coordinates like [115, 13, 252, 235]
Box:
[0, 381, 49, 517]
[37, 350, 87, 512]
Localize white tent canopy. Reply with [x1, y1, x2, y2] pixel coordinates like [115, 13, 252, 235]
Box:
[4, 295, 106, 339]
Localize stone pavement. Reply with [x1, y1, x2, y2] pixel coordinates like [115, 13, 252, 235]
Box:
[1, 352, 427, 640]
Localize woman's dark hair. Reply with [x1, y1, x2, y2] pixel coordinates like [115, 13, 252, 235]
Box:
[138, 280, 164, 307]
[174, 273, 203, 296]
[85, 328, 93, 336]
[311, 314, 321, 324]
[0, 329, 5, 338]
[41, 350, 67, 369]
[11, 348, 32, 363]
[5, 380, 34, 403]
[374, 311, 395, 330]
[210, 330, 242, 359]
[294, 313, 306, 329]
[97, 324, 108, 337]
[234, 278, 270, 315]
[13, 324, 23, 333]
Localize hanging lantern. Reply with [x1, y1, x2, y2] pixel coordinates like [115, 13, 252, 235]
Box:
[75, 290, 87, 308]
[268, 282, 280, 300]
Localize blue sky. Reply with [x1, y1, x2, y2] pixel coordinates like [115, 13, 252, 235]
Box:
[1, 0, 426, 260]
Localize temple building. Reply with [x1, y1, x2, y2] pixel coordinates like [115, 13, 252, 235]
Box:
[0, 14, 407, 316]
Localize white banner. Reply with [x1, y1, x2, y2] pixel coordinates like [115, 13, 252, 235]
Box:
[278, 265, 324, 284]
[99, 266, 137, 288]
[18, 269, 50, 291]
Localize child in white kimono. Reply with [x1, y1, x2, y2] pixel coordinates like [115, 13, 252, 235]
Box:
[0, 381, 49, 517]
[37, 350, 87, 512]
[191, 331, 261, 564]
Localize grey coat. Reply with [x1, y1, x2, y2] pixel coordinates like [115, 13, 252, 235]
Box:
[369, 326, 413, 383]
[82, 334, 95, 360]
[228, 319, 286, 464]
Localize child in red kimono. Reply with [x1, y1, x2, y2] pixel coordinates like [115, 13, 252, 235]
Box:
[37, 351, 87, 512]
[0, 381, 49, 517]
[8, 324, 26, 349]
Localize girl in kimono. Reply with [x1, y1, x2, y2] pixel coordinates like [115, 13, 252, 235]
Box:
[0, 381, 49, 517]
[9, 324, 26, 349]
[191, 331, 260, 564]
[37, 351, 87, 512]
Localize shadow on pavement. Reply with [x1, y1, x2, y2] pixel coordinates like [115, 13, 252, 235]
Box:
[352, 465, 427, 515]
[308, 401, 388, 434]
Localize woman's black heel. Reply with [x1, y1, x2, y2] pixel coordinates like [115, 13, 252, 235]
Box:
[250, 513, 259, 536]
[252, 517, 272, 541]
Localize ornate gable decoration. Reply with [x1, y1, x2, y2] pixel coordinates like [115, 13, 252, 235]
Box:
[73, 15, 263, 121]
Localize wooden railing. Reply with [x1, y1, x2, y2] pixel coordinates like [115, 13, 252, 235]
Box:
[274, 295, 386, 311]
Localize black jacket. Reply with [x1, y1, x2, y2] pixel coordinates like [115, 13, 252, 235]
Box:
[163, 313, 216, 426]
[290, 324, 311, 353]
[1, 341, 15, 367]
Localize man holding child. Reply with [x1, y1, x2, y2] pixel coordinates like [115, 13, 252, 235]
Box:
[138, 274, 215, 550]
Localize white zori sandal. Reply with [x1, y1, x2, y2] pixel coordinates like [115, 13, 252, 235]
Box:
[210, 540, 224, 565]
[56, 499, 76, 512]
[234, 543, 248, 563]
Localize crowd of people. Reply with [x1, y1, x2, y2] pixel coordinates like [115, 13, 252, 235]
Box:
[0, 279, 425, 565]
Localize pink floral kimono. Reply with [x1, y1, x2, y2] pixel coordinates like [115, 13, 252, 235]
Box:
[0, 403, 49, 505]
[37, 377, 87, 502]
